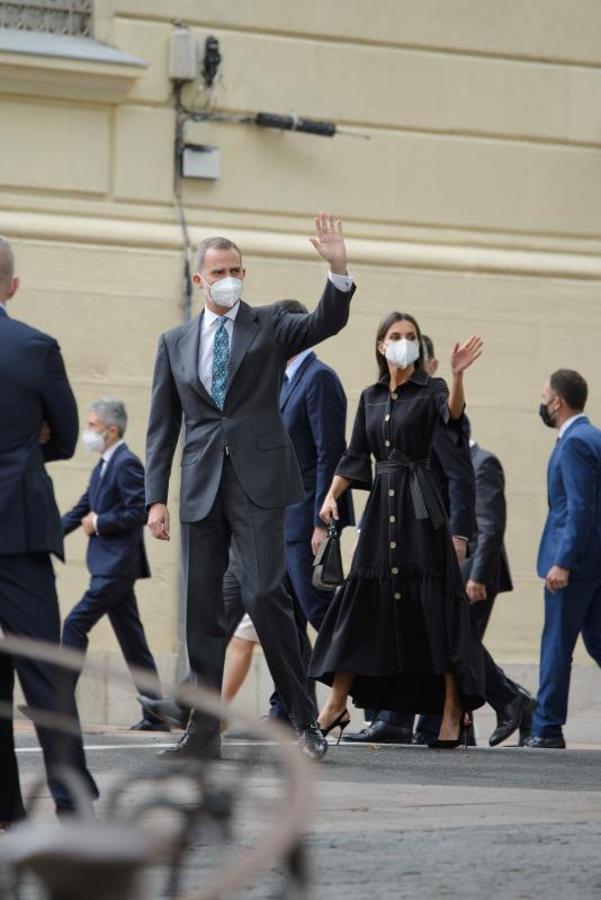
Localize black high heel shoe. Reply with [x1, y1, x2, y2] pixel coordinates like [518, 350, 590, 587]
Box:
[318, 710, 351, 745]
[428, 712, 472, 750]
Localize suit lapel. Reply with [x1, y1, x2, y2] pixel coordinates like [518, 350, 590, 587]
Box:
[89, 459, 103, 507]
[548, 416, 589, 500]
[95, 443, 127, 508]
[281, 352, 316, 412]
[227, 302, 260, 391]
[178, 312, 216, 407]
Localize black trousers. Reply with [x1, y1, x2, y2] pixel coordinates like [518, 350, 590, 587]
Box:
[62, 575, 160, 698]
[0, 553, 98, 812]
[0, 654, 25, 822]
[183, 459, 316, 737]
[223, 565, 318, 722]
[377, 593, 518, 732]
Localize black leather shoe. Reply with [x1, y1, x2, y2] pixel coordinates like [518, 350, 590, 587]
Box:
[130, 716, 170, 732]
[157, 731, 221, 761]
[343, 720, 413, 744]
[489, 692, 537, 747]
[523, 734, 566, 749]
[518, 698, 535, 746]
[138, 695, 188, 730]
[297, 724, 328, 760]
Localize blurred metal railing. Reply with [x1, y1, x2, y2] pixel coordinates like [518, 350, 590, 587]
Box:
[0, 1, 92, 37]
[0, 635, 313, 899]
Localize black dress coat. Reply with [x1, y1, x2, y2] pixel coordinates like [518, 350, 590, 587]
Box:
[460, 443, 513, 596]
[309, 368, 485, 713]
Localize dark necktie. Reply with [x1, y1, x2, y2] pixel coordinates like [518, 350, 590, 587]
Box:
[280, 373, 290, 406]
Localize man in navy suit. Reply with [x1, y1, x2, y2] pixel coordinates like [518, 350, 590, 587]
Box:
[0, 236, 98, 818]
[527, 369, 601, 749]
[268, 299, 354, 720]
[62, 398, 167, 731]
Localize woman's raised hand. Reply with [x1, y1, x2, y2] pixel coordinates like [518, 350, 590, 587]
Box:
[451, 335, 484, 375]
[320, 494, 339, 524]
[309, 213, 348, 275]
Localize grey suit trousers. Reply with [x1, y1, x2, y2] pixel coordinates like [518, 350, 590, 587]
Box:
[182, 457, 316, 736]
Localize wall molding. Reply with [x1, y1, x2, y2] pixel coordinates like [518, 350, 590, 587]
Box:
[2, 208, 601, 281]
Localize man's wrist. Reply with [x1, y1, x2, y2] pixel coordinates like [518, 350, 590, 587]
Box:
[328, 270, 353, 292]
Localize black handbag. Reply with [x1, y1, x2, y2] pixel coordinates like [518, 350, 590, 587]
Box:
[312, 522, 344, 590]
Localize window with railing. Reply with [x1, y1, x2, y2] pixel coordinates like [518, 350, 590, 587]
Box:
[0, 1, 92, 38]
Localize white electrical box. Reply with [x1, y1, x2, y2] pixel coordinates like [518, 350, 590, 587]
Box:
[181, 144, 221, 180]
[169, 26, 198, 82]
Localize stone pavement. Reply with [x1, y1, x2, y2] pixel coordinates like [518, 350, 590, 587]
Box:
[8, 717, 601, 900]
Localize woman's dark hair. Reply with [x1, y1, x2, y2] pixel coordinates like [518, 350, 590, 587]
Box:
[550, 369, 588, 411]
[375, 311, 424, 380]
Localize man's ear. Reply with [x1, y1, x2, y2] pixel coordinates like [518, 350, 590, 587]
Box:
[6, 276, 19, 300]
[192, 273, 202, 286]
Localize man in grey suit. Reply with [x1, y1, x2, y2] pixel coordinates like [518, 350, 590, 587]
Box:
[145, 214, 354, 760]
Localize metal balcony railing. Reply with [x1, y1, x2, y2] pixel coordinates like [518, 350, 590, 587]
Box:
[0, 1, 92, 38]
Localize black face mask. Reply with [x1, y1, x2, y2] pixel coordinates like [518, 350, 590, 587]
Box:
[539, 401, 557, 428]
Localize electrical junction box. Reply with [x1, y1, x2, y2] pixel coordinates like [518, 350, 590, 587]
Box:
[181, 144, 221, 179]
[169, 26, 198, 82]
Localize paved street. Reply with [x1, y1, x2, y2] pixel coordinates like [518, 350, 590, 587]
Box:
[8, 724, 601, 900]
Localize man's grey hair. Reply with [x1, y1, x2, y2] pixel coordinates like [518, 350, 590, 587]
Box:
[0, 236, 15, 292]
[195, 236, 242, 273]
[89, 398, 128, 436]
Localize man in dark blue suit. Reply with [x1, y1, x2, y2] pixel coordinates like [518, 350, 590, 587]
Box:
[268, 299, 354, 720]
[527, 369, 601, 749]
[0, 236, 98, 818]
[62, 398, 167, 731]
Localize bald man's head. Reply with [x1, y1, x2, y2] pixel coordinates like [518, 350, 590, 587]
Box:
[0, 237, 19, 303]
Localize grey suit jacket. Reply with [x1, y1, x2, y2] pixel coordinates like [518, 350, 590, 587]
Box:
[460, 443, 513, 594]
[145, 279, 355, 522]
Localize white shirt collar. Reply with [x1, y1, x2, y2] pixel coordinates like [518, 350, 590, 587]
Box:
[558, 413, 586, 439]
[0, 301, 7, 311]
[102, 438, 125, 464]
[203, 302, 240, 329]
[285, 348, 313, 382]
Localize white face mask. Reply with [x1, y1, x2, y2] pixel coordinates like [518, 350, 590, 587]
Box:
[207, 276, 243, 309]
[81, 429, 106, 454]
[385, 338, 420, 369]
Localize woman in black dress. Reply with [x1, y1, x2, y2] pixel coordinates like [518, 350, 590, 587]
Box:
[310, 311, 486, 747]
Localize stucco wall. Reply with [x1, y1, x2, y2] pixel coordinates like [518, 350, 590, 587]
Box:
[2, 0, 600, 721]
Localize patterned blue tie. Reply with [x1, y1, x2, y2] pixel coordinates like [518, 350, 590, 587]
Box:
[211, 318, 230, 409]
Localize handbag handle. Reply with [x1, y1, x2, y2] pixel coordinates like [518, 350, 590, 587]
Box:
[326, 520, 338, 538]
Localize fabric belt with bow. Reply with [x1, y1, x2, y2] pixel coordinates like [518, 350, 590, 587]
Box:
[375, 451, 445, 529]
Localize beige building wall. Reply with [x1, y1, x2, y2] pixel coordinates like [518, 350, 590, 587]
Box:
[2, 0, 601, 721]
